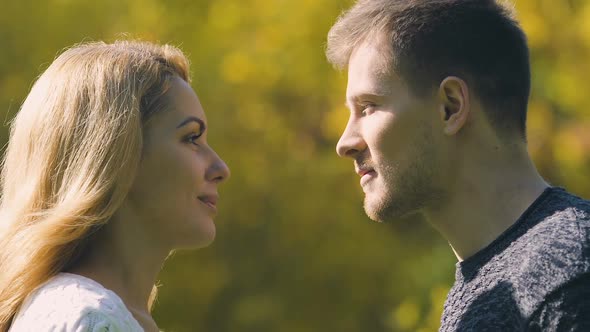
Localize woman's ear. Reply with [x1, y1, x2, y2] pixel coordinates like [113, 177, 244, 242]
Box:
[438, 76, 470, 136]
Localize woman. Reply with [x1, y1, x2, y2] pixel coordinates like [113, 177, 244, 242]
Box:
[0, 40, 230, 331]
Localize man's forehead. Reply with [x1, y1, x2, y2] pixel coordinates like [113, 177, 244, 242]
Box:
[348, 40, 399, 86]
[350, 34, 394, 70]
[347, 69, 400, 102]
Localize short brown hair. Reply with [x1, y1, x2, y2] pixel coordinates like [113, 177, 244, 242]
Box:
[327, 0, 530, 139]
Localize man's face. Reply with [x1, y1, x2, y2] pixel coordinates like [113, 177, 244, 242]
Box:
[336, 41, 442, 222]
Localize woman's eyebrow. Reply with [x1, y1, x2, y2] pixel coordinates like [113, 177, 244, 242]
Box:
[176, 116, 206, 131]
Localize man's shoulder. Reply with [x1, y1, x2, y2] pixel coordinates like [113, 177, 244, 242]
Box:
[533, 187, 590, 225]
[440, 189, 590, 331]
[515, 188, 590, 270]
[504, 188, 590, 313]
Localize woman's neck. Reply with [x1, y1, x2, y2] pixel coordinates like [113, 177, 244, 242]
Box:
[65, 217, 169, 330]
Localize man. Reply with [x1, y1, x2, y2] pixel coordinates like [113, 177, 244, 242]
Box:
[326, 0, 590, 330]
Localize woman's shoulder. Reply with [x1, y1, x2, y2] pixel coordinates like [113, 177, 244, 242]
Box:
[10, 273, 144, 332]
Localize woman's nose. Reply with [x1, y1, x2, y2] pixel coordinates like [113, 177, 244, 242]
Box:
[207, 150, 230, 183]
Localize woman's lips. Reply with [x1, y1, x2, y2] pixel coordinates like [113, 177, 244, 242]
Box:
[198, 195, 218, 212]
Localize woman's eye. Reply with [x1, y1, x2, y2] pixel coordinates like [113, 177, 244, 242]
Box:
[187, 133, 202, 146]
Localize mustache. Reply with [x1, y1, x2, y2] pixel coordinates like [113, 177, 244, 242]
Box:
[354, 155, 374, 171]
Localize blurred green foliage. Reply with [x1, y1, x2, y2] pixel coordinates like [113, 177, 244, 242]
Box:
[1, 1, 589, 331]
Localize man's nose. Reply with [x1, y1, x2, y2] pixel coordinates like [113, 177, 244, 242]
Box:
[336, 119, 366, 158]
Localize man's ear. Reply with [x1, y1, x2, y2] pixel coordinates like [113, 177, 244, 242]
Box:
[438, 76, 470, 136]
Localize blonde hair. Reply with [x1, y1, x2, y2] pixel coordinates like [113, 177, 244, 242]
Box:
[0, 40, 190, 329]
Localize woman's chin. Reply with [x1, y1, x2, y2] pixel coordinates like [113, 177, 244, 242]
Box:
[175, 221, 216, 250]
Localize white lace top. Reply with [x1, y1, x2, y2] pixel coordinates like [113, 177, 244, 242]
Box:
[9, 273, 144, 332]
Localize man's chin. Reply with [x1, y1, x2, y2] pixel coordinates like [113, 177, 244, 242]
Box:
[363, 197, 390, 223]
[363, 196, 417, 223]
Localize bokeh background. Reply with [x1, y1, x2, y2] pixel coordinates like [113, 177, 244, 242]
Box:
[1, 0, 589, 331]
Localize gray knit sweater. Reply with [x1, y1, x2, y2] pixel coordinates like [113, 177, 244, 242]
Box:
[439, 187, 590, 331]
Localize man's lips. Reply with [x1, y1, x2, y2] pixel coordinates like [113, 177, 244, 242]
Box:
[356, 167, 375, 177]
[356, 167, 376, 186]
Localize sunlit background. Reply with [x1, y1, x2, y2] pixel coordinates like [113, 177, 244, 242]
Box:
[1, 1, 589, 331]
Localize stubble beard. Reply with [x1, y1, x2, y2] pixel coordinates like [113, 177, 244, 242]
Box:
[363, 131, 442, 223]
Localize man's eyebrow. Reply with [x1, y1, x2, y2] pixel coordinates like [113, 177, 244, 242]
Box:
[345, 93, 387, 109]
[176, 116, 206, 131]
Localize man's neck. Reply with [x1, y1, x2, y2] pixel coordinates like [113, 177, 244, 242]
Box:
[424, 153, 548, 262]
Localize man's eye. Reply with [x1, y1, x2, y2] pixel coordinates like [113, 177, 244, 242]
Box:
[360, 103, 376, 115]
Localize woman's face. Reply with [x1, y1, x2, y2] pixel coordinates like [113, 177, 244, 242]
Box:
[123, 76, 230, 250]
